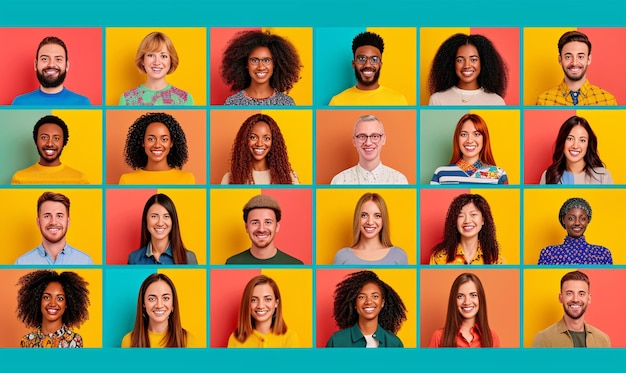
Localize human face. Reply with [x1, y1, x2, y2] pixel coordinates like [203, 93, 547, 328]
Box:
[143, 43, 171, 81]
[247, 46, 274, 86]
[36, 123, 65, 166]
[35, 43, 68, 88]
[142, 122, 172, 169]
[245, 208, 280, 250]
[559, 280, 590, 321]
[455, 44, 481, 90]
[563, 125, 588, 167]
[248, 121, 272, 164]
[41, 282, 66, 326]
[37, 201, 70, 245]
[559, 41, 591, 82]
[355, 282, 384, 322]
[146, 203, 172, 242]
[352, 120, 386, 165]
[143, 280, 173, 328]
[352, 45, 382, 89]
[458, 120, 483, 164]
[456, 202, 484, 239]
[456, 281, 479, 321]
[359, 200, 383, 241]
[249, 283, 278, 327]
[562, 208, 589, 238]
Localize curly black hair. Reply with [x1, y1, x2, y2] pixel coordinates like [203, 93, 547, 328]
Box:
[332, 270, 406, 334]
[123, 112, 189, 169]
[33, 115, 69, 147]
[220, 30, 302, 93]
[16, 270, 90, 329]
[428, 34, 508, 96]
[352, 31, 384, 55]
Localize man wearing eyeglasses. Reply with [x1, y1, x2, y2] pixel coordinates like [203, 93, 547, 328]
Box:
[331, 115, 408, 184]
[328, 32, 408, 106]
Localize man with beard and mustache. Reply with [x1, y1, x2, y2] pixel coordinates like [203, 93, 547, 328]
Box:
[329, 32, 407, 106]
[536, 31, 616, 106]
[14, 192, 93, 265]
[11, 115, 89, 184]
[12, 36, 91, 106]
[226, 195, 303, 264]
[532, 271, 610, 347]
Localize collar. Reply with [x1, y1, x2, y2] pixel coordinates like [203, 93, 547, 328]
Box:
[457, 323, 483, 337]
[356, 162, 384, 174]
[145, 242, 173, 258]
[557, 317, 590, 334]
[563, 235, 588, 245]
[37, 242, 69, 257]
[453, 242, 483, 264]
[349, 323, 387, 344]
[558, 79, 593, 99]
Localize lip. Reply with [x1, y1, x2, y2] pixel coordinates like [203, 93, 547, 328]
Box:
[464, 145, 477, 151]
[362, 307, 377, 313]
[45, 308, 60, 315]
[461, 305, 475, 313]
[360, 68, 376, 77]
[461, 69, 475, 76]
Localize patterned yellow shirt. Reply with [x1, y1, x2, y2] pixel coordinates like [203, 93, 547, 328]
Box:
[429, 243, 505, 264]
[536, 80, 617, 106]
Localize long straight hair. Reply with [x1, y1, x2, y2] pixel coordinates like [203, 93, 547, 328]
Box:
[140, 194, 188, 264]
[449, 113, 496, 166]
[350, 193, 393, 248]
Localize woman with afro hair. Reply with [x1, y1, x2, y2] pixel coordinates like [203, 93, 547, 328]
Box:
[17, 270, 90, 348]
[428, 34, 507, 106]
[221, 30, 302, 106]
[119, 112, 195, 184]
[326, 270, 407, 347]
[221, 113, 299, 184]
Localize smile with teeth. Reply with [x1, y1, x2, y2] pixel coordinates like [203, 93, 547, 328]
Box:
[461, 305, 475, 313]
[362, 307, 376, 313]
[43, 148, 57, 155]
[462, 224, 475, 232]
[461, 69, 475, 76]
[45, 308, 60, 315]
[254, 309, 269, 316]
[253, 147, 267, 155]
[464, 145, 476, 151]
[569, 150, 581, 156]
[44, 69, 59, 75]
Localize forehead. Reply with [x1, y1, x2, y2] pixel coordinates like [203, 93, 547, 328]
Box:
[355, 120, 383, 134]
[250, 121, 271, 133]
[38, 43, 66, 58]
[359, 282, 382, 293]
[361, 200, 381, 212]
[561, 41, 589, 55]
[568, 125, 588, 137]
[252, 283, 275, 297]
[458, 280, 478, 293]
[147, 203, 168, 215]
[44, 281, 64, 294]
[565, 207, 588, 217]
[354, 45, 381, 57]
[562, 279, 589, 292]
[145, 280, 172, 295]
[460, 202, 479, 213]
[39, 200, 67, 215]
[459, 120, 477, 132]
[249, 46, 272, 57]
[38, 123, 64, 136]
[145, 122, 170, 135]
[247, 208, 276, 221]
[146, 41, 169, 53]
[456, 44, 479, 56]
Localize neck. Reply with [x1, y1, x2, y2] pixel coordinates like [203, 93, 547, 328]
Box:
[39, 159, 61, 167]
[456, 82, 479, 90]
[151, 238, 169, 254]
[40, 85, 63, 94]
[148, 321, 169, 334]
[41, 320, 63, 334]
[460, 317, 476, 329]
[563, 315, 585, 332]
[144, 78, 168, 91]
[354, 236, 385, 251]
[356, 82, 379, 91]
[42, 239, 66, 260]
[144, 160, 171, 171]
[252, 159, 269, 171]
[565, 76, 586, 92]
[245, 83, 274, 99]
[255, 319, 273, 335]
[462, 156, 479, 165]
[250, 245, 277, 260]
[460, 237, 479, 262]
[358, 318, 378, 335]
[566, 160, 586, 174]
[358, 158, 381, 172]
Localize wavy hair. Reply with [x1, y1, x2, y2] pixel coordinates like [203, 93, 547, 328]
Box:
[351, 193, 393, 247]
[449, 113, 496, 165]
[135, 32, 179, 74]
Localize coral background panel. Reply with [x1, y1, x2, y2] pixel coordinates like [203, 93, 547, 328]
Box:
[0, 268, 103, 347]
[315, 188, 417, 264]
[105, 109, 207, 184]
[315, 109, 416, 184]
[209, 109, 313, 184]
[420, 268, 520, 347]
[105, 27, 207, 106]
[524, 269, 626, 347]
[0, 27, 102, 105]
[315, 268, 417, 348]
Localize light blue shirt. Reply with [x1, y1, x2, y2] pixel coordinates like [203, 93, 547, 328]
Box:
[14, 243, 93, 265]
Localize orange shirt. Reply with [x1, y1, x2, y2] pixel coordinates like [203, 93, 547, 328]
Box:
[429, 325, 500, 347]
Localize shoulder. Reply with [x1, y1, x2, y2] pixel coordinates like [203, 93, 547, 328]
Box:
[274, 92, 295, 105]
[333, 248, 354, 264]
[532, 320, 561, 347]
[428, 328, 444, 347]
[535, 85, 561, 105]
[330, 166, 356, 184]
[381, 165, 408, 183]
[127, 247, 147, 264]
[326, 328, 351, 347]
[275, 249, 304, 264]
[67, 245, 93, 264]
[225, 249, 252, 264]
[185, 250, 198, 264]
[14, 247, 40, 265]
[121, 332, 132, 347]
[11, 90, 39, 105]
[429, 249, 448, 264]
[377, 325, 403, 347]
[328, 87, 354, 105]
[539, 170, 547, 184]
[586, 324, 611, 345]
[225, 91, 245, 105]
[389, 246, 408, 264]
[221, 172, 231, 184]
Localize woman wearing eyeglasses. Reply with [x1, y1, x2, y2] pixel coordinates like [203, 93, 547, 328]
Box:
[220, 30, 302, 106]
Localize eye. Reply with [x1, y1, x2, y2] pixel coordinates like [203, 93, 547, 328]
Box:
[163, 296, 170, 301]
[375, 213, 382, 219]
[580, 138, 586, 143]
[361, 212, 368, 219]
[250, 57, 260, 64]
[357, 294, 365, 300]
[147, 295, 156, 302]
[57, 296, 65, 302]
[264, 296, 273, 302]
[43, 294, 50, 300]
[161, 137, 169, 143]
[249, 134, 258, 141]
[164, 214, 170, 219]
[251, 298, 258, 304]
[263, 136, 271, 142]
[372, 294, 379, 299]
[459, 133, 467, 138]
[456, 294, 464, 299]
[161, 54, 169, 59]
[473, 132, 481, 137]
[471, 57, 479, 63]
[470, 293, 478, 298]
[356, 134, 366, 141]
[146, 53, 154, 58]
[456, 57, 464, 63]
[43, 213, 51, 218]
[262, 58, 272, 64]
[370, 56, 381, 64]
[41, 135, 49, 140]
[53, 136, 61, 141]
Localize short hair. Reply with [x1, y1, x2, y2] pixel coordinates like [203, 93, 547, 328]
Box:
[220, 30, 302, 92]
[351, 193, 393, 248]
[560, 270, 590, 290]
[558, 31, 592, 55]
[558, 197, 592, 228]
[135, 32, 179, 74]
[37, 191, 70, 217]
[33, 115, 69, 147]
[140, 194, 189, 264]
[353, 114, 384, 134]
[449, 113, 496, 165]
[233, 275, 287, 343]
[242, 194, 281, 222]
[123, 112, 189, 169]
[352, 32, 384, 55]
[36, 36, 68, 60]
[17, 270, 89, 329]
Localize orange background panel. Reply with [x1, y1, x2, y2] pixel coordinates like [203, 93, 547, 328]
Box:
[315, 109, 416, 184]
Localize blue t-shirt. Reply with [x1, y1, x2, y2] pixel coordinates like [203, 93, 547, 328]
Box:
[12, 87, 91, 106]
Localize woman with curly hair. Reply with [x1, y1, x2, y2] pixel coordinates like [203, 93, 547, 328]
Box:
[326, 270, 406, 348]
[431, 113, 508, 185]
[334, 193, 407, 265]
[228, 275, 299, 348]
[430, 194, 504, 264]
[221, 113, 299, 184]
[221, 30, 302, 105]
[127, 193, 197, 264]
[429, 273, 500, 347]
[122, 273, 196, 347]
[119, 112, 195, 184]
[119, 32, 194, 106]
[540, 116, 612, 184]
[428, 34, 507, 105]
[17, 270, 90, 348]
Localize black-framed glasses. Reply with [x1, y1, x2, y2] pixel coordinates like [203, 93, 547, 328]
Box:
[249, 57, 273, 66]
[354, 133, 384, 143]
[355, 55, 381, 65]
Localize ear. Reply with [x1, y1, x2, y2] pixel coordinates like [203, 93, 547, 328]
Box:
[275, 221, 280, 233]
[381, 298, 385, 308]
[275, 298, 279, 307]
[351, 59, 356, 69]
[588, 293, 591, 305]
[352, 135, 358, 148]
[587, 54, 592, 65]
[66, 60, 70, 72]
[67, 217, 71, 229]
[379, 133, 386, 146]
[558, 292, 563, 304]
[558, 55, 562, 64]
[33, 59, 37, 72]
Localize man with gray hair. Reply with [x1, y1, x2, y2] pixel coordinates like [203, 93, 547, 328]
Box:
[537, 197, 612, 264]
[331, 115, 408, 184]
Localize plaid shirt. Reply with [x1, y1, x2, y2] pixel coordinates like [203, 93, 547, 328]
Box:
[536, 80, 617, 105]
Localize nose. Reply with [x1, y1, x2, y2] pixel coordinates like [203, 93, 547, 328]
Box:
[463, 59, 470, 68]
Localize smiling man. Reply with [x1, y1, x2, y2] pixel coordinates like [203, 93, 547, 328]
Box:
[328, 32, 407, 106]
[536, 31, 616, 106]
[14, 192, 93, 265]
[12, 36, 91, 106]
[225, 194, 303, 264]
[11, 115, 89, 184]
[532, 271, 610, 348]
[331, 115, 407, 184]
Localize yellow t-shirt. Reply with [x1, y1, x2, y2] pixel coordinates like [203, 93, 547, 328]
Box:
[118, 169, 195, 185]
[11, 163, 89, 184]
[121, 330, 201, 348]
[429, 243, 505, 264]
[227, 329, 300, 348]
[328, 85, 408, 106]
